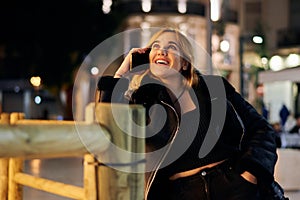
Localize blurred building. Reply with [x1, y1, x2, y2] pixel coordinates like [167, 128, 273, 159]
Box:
[105, 0, 300, 123]
[128, 0, 239, 80]
[249, 0, 300, 123]
[0, 79, 64, 119]
[101, 0, 241, 85]
[74, 0, 241, 120]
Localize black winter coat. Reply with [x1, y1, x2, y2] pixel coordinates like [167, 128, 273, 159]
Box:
[215, 75, 277, 184]
[131, 73, 278, 190]
[97, 73, 280, 199]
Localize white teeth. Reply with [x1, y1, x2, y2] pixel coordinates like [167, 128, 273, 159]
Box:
[156, 60, 168, 65]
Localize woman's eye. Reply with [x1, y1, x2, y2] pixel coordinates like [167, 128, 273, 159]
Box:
[152, 43, 160, 49]
[168, 45, 177, 51]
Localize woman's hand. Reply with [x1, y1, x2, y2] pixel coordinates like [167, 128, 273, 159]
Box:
[241, 171, 257, 184]
[114, 47, 149, 78]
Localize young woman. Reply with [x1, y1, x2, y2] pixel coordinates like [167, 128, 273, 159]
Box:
[113, 28, 283, 200]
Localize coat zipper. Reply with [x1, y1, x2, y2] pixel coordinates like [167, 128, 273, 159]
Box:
[144, 100, 180, 200]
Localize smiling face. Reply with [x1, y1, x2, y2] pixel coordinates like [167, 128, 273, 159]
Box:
[148, 32, 185, 80]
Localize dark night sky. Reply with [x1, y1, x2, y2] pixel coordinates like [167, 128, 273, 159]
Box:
[0, 0, 122, 87]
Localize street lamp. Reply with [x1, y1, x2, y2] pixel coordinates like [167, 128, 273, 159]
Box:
[239, 35, 263, 97]
[206, 0, 222, 75]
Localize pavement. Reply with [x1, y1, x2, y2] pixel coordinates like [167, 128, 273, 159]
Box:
[23, 157, 83, 200]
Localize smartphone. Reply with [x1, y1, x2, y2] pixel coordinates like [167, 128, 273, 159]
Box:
[130, 48, 151, 72]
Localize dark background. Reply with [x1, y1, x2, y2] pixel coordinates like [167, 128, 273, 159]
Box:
[0, 0, 122, 88]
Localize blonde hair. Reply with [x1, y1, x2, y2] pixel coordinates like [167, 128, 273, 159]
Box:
[129, 28, 198, 92]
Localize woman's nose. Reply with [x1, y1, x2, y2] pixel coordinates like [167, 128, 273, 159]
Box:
[157, 48, 167, 55]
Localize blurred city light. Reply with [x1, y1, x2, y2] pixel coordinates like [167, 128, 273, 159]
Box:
[268, 53, 300, 71]
[210, 0, 222, 21]
[91, 67, 99, 75]
[261, 57, 268, 65]
[14, 86, 21, 93]
[30, 76, 41, 87]
[220, 40, 230, 52]
[252, 36, 263, 44]
[261, 57, 268, 68]
[269, 55, 284, 71]
[142, 0, 151, 12]
[286, 53, 300, 68]
[34, 96, 42, 105]
[178, 0, 187, 14]
[102, 0, 112, 14]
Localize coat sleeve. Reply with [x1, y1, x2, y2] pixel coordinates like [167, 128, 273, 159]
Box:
[222, 77, 277, 184]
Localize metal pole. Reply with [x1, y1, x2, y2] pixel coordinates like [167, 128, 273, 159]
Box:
[206, 0, 213, 75]
[239, 36, 244, 97]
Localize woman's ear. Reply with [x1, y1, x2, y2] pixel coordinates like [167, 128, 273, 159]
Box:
[181, 60, 189, 70]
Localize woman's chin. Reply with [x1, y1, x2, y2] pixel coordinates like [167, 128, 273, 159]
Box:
[150, 66, 180, 79]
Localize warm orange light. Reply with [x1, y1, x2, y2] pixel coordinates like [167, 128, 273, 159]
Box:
[30, 76, 41, 87]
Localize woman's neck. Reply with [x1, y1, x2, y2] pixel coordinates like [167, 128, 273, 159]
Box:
[162, 76, 196, 114]
[161, 76, 186, 95]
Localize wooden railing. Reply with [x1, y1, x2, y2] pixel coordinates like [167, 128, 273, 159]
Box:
[0, 103, 145, 200]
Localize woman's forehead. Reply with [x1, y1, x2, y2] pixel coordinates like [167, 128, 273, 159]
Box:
[155, 32, 179, 43]
[157, 31, 176, 38]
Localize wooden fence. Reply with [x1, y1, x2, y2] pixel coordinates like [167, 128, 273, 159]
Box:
[0, 103, 145, 200]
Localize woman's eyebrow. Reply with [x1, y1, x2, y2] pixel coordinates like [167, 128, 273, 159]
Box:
[169, 41, 179, 47]
[152, 40, 179, 47]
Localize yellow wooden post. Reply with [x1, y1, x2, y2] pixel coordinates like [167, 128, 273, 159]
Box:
[0, 159, 8, 200]
[0, 113, 10, 124]
[7, 113, 24, 200]
[13, 173, 84, 199]
[8, 158, 23, 200]
[0, 113, 10, 200]
[84, 154, 97, 200]
[10, 112, 25, 124]
[95, 103, 145, 200]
